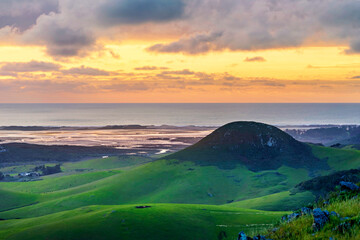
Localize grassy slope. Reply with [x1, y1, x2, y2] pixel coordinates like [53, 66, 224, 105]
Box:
[1, 146, 360, 219]
[0, 170, 121, 194]
[226, 146, 360, 211]
[0, 156, 150, 174]
[267, 190, 360, 239]
[0, 189, 38, 212]
[227, 191, 315, 211]
[312, 145, 360, 171]
[0, 160, 309, 219]
[0, 146, 359, 239]
[0, 204, 287, 240]
[61, 156, 151, 171]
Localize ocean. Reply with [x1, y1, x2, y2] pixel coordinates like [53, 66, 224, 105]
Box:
[0, 103, 359, 127]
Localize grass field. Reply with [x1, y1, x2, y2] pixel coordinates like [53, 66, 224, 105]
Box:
[267, 187, 360, 239]
[312, 145, 360, 171]
[0, 189, 38, 212]
[0, 145, 360, 239]
[227, 191, 315, 211]
[0, 159, 310, 219]
[0, 204, 287, 240]
[0, 170, 121, 194]
[0, 146, 360, 218]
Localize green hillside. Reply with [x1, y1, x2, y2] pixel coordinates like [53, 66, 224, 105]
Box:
[0, 189, 38, 212]
[266, 184, 360, 239]
[227, 191, 316, 211]
[0, 170, 121, 194]
[1, 145, 360, 219]
[0, 204, 286, 240]
[1, 122, 360, 240]
[0, 159, 309, 219]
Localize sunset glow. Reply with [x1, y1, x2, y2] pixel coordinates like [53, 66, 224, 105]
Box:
[1, 0, 360, 103]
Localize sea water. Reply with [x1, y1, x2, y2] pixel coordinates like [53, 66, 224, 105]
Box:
[0, 103, 359, 127]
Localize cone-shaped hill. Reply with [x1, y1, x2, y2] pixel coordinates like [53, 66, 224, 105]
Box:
[164, 121, 328, 171]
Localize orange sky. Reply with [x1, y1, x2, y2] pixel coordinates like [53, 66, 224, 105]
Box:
[0, 43, 359, 103]
[1, 0, 360, 103]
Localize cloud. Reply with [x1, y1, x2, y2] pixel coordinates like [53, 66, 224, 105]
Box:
[134, 66, 169, 71]
[147, 32, 223, 54]
[4, 0, 360, 57]
[3, 66, 360, 100]
[0, 60, 118, 78]
[307, 64, 360, 69]
[109, 50, 120, 59]
[250, 79, 285, 87]
[103, 82, 150, 92]
[61, 66, 112, 76]
[351, 76, 360, 79]
[22, 12, 96, 57]
[244, 56, 266, 62]
[148, 0, 360, 55]
[0, 60, 61, 73]
[0, 0, 58, 31]
[320, 1, 360, 54]
[97, 0, 185, 25]
[0, 79, 86, 93]
[161, 69, 195, 75]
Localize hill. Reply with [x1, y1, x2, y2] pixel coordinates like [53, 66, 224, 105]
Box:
[1, 131, 360, 219]
[293, 169, 360, 197]
[0, 189, 38, 212]
[0, 204, 286, 240]
[1, 122, 360, 240]
[164, 121, 327, 171]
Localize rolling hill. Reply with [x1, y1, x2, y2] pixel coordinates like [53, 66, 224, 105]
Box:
[1, 121, 360, 239]
[0, 204, 287, 240]
[165, 121, 328, 171]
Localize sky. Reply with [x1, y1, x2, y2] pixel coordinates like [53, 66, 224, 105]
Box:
[1, 0, 360, 103]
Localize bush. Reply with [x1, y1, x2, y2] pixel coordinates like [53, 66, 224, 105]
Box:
[33, 164, 62, 175]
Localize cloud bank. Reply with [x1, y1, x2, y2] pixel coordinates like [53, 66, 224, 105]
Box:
[2, 0, 360, 57]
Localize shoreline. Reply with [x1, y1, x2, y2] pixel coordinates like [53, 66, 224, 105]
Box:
[0, 123, 358, 131]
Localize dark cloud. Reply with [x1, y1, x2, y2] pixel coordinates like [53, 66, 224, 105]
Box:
[41, 26, 95, 57]
[147, 0, 360, 55]
[244, 56, 266, 62]
[61, 66, 112, 76]
[0, 0, 58, 31]
[148, 32, 223, 54]
[22, 12, 96, 57]
[321, 1, 360, 27]
[320, 1, 360, 54]
[351, 76, 360, 79]
[4, 0, 360, 58]
[345, 40, 360, 54]
[0, 60, 61, 72]
[98, 0, 185, 25]
[134, 66, 169, 71]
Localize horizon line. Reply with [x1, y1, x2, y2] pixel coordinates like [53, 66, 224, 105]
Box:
[1, 102, 360, 104]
